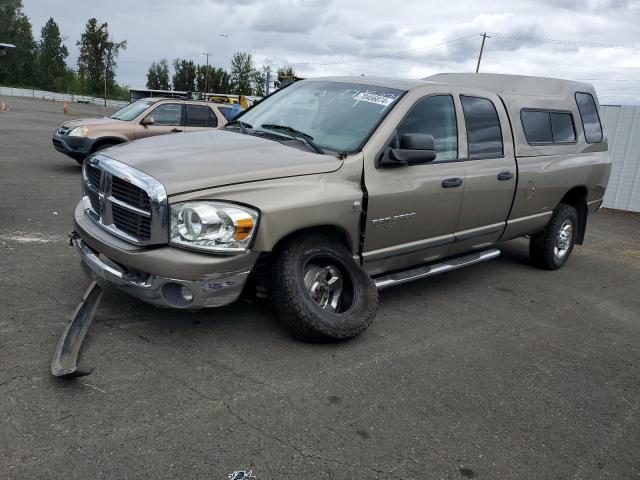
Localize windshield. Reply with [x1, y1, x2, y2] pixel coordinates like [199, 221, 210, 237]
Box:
[110, 99, 155, 121]
[235, 81, 404, 152]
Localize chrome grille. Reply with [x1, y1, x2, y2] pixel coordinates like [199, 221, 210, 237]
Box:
[82, 155, 168, 245]
[58, 126, 71, 135]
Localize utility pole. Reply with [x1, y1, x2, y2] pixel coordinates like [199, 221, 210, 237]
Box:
[202, 35, 229, 98]
[265, 66, 271, 96]
[203, 51, 212, 95]
[103, 60, 108, 107]
[475, 32, 490, 73]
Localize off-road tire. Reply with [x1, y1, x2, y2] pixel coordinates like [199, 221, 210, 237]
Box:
[529, 204, 579, 270]
[272, 235, 378, 342]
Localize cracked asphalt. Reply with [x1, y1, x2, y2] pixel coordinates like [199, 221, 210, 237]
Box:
[1, 97, 639, 480]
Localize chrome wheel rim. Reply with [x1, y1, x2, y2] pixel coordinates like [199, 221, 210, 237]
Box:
[304, 263, 344, 312]
[554, 219, 573, 259]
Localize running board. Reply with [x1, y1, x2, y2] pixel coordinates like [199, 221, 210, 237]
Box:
[374, 249, 501, 289]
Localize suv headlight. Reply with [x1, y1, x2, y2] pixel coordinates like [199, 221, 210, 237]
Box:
[170, 201, 259, 253]
[68, 126, 89, 137]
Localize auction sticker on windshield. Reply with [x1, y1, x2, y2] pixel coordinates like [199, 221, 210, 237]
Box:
[352, 91, 399, 107]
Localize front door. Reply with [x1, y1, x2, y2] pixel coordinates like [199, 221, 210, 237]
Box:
[450, 94, 517, 254]
[134, 103, 184, 140]
[362, 94, 466, 275]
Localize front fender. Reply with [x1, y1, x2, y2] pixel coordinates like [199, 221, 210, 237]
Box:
[169, 156, 365, 254]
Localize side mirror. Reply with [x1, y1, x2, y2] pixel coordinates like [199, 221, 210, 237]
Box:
[380, 133, 437, 167]
[141, 116, 155, 126]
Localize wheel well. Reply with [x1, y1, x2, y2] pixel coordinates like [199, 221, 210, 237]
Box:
[247, 225, 353, 302]
[272, 225, 353, 255]
[559, 186, 588, 244]
[91, 137, 125, 152]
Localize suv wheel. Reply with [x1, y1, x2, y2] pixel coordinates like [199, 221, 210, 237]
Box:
[529, 204, 578, 270]
[272, 235, 378, 342]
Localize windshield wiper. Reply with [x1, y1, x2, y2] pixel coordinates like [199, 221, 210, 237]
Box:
[225, 120, 253, 134]
[260, 124, 324, 154]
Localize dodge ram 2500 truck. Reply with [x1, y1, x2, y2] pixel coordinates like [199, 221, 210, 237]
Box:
[70, 73, 611, 342]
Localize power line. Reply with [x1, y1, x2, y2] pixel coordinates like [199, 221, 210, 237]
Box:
[271, 33, 482, 68]
[488, 32, 640, 51]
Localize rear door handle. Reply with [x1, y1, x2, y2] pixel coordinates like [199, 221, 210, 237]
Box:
[442, 177, 463, 188]
[171, 128, 183, 133]
[497, 171, 514, 181]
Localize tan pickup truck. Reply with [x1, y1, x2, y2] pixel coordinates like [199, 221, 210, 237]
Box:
[52, 98, 236, 163]
[70, 73, 611, 342]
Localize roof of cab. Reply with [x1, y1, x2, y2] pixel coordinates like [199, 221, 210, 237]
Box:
[306, 76, 435, 91]
[425, 73, 594, 99]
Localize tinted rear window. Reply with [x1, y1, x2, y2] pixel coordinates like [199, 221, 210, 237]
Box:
[521, 110, 552, 143]
[575, 92, 603, 143]
[460, 95, 503, 159]
[186, 105, 217, 128]
[550, 112, 576, 142]
[521, 110, 575, 144]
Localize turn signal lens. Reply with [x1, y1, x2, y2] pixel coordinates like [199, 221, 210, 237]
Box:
[235, 218, 254, 241]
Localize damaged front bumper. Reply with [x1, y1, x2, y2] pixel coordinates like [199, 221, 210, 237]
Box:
[75, 238, 252, 309]
[72, 201, 259, 309]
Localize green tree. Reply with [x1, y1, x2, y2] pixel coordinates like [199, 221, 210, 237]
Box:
[230, 51, 255, 95]
[77, 18, 126, 96]
[146, 58, 170, 90]
[37, 18, 68, 91]
[0, 1, 37, 86]
[172, 58, 197, 91]
[251, 65, 268, 97]
[210, 67, 231, 94]
[277, 66, 296, 83]
[196, 65, 231, 93]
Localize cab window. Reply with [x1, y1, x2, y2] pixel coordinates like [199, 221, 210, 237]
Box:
[148, 104, 182, 126]
[460, 95, 503, 160]
[186, 105, 218, 128]
[396, 95, 458, 162]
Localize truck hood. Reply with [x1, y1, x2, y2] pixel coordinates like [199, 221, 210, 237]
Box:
[100, 129, 342, 195]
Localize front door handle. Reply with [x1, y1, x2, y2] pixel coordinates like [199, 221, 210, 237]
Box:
[442, 177, 463, 188]
[171, 128, 183, 133]
[497, 171, 514, 181]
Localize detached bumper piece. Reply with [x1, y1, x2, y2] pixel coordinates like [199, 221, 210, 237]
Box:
[51, 281, 103, 378]
[76, 239, 251, 309]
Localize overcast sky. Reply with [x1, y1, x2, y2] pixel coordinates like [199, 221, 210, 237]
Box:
[22, 0, 640, 104]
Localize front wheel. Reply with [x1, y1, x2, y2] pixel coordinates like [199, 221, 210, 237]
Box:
[271, 235, 379, 342]
[529, 204, 578, 270]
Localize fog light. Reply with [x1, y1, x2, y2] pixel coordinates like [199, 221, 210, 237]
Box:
[180, 286, 194, 302]
[161, 282, 194, 308]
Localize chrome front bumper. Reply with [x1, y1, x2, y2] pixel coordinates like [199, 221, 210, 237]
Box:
[76, 240, 251, 309]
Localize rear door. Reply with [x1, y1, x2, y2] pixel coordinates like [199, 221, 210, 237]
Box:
[449, 93, 517, 254]
[184, 104, 218, 132]
[362, 92, 466, 275]
[134, 102, 184, 139]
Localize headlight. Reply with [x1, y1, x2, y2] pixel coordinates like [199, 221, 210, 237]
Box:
[170, 201, 259, 253]
[68, 126, 89, 137]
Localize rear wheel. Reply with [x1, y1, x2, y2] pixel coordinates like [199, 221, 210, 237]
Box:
[272, 235, 378, 342]
[529, 204, 578, 270]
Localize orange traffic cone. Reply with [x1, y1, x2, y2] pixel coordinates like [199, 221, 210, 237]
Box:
[63, 101, 68, 114]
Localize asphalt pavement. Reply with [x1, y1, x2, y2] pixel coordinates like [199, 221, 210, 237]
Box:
[1, 97, 639, 479]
